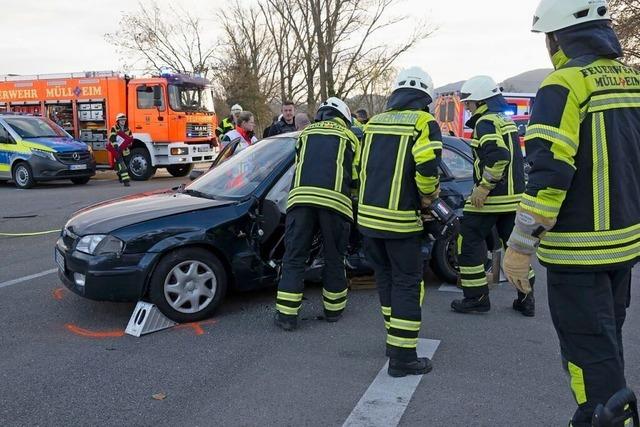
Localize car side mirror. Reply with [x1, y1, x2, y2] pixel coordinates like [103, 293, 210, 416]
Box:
[189, 169, 204, 181]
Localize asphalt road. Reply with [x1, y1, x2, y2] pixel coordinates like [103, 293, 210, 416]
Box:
[0, 170, 638, 426]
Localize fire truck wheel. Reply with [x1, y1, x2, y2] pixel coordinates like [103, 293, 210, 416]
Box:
[12, 162, 36, 189]
[166, 164, 194, 177]
[127, 148, 156, 181]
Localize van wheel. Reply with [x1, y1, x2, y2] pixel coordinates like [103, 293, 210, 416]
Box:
[12, 162, 36, 189]
[71, 177, 91, 185]
[148, 248, 227, 323]
[166, 164, 194, 177]
[127, 148, 156, 181]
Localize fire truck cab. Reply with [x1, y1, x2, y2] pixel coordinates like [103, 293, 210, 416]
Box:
[0, 71, 218, 180]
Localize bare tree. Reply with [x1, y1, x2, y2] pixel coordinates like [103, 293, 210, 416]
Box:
[610, 0, 640, 65]
[106, 1, 216, 77]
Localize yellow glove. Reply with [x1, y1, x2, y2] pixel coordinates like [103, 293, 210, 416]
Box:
[421, 187, 441, 208]
[469, 185, 491, 208]
[503, 248, 532, 294]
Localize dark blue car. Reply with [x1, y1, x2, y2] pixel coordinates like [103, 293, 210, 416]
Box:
[56, 133, 479, 322]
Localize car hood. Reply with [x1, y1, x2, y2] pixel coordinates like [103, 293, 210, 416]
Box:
[66, 190, 234, 235]
[23, 137, 89, 153]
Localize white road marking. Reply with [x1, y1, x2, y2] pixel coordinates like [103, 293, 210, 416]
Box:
[343, 338, 440, 427]
[438, 283, 463, 293]
[0, 269, 57, 290]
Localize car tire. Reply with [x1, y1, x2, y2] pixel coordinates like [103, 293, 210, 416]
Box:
[127, 147, 156, 181]
[12, 162, 36, 189]
[149, 248, 227, 323]
[166, 164, 194, 177]
[430, 234, 460, 284]
[70, 177, 91, 185]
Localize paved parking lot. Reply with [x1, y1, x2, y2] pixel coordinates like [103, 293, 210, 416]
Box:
[0, 171, 638, 426]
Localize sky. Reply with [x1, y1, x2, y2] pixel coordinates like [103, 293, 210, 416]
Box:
[0, 0, 551, 87]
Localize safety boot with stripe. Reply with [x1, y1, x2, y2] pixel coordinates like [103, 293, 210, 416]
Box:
[274, 312, 298, 331]
[324, 309, 343, 323]
[451, 294, 491, 314]
[513, 292, 535, 317]
[388, 357, 433, 378]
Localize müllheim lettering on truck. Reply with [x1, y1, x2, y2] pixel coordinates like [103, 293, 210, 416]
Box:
[0, 71, 218, 180]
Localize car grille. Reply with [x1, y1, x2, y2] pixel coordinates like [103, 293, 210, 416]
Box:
[55, 151, 92, 164]
[186, 123, 212, 138]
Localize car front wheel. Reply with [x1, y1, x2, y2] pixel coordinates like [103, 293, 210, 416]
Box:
[12, 162, 36, 189]
[149, 248, 227, 323]
[430, 233, 494, 284]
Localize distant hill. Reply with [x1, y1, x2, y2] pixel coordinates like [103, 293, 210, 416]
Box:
[435, 68, 552, 96]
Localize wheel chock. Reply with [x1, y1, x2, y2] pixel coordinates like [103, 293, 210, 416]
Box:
[125, 301, 176, 337]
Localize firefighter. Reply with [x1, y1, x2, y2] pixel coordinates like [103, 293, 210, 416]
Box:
[358, 67, 442, 377]
[108, 113, 131, 187]
[216, 104, 242, 137]
[450, 76, 533, 315]
[504, 1, 640, 425]
[275, 97, 360, 331]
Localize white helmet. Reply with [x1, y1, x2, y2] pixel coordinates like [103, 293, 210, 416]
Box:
[532, 0, 610, 33]
[318, 97, 352, 125]
[116, 113, 127, 121]
[231, 104, 243, 114]
[393, 67, 434, 99]
[460, 76, 501, 103]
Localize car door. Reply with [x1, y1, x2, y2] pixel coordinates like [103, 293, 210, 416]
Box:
[130, 84, 168, 141]
[0, 123, 16, 180]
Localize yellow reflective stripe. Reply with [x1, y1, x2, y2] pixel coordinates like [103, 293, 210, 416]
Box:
[461, 277, 488, 287]
[276, 304, 300, 315]
[415, 173, 439, 195]
[288, 195, 353, 218]
[335, 137, 346, 192]
[358, 204, 418, 220]
[365, 125, 415, 136]
[420, 280, 425, 306]
[277, 291, 303, 302]
[389, 135, 409, 210]
[528, 269, 536, 279]
[543, 223, 640, 247]
[457, 233, 463, 255]
[460, 265, 485, 274]
[538, 241, 640, 265]
[324, 301, 347, 311]
[323, 288, 348, 300]
[387, 335, 418, 348]
[390, 317, 421, 331]
[358, 133, 373, 202]
[526, 124, 578, 153]
[507, 133, 515, 195]
[381, 306, 391, 316]
[589, 93, 640, 113]
[357, 215, 423, 233]
[568, 362, 587, 405]
[520, 192, 563, 218]
[592, 112, 610, 231]
[294, 135, 308, 187]
[412, 141, 443, 157]
[483, 194, 522, 203]
[289, 186, 352, 207]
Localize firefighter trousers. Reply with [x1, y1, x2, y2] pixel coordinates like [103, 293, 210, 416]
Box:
[458, 212, 534, 298]
[548, 268, 632, 427]
[363, 236, 424, 361]
[276, 207, 350, 318]
[114, 152, 130, 185]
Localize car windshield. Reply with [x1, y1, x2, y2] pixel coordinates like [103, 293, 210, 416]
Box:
[185, 136, 295, 199]
[168, 84, 215, 112]
[4, 116, 68, 138]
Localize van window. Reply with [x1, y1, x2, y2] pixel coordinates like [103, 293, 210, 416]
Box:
[0, 124, 12, 143]
[137, 85, 165, 110]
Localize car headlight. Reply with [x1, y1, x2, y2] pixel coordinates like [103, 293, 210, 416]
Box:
[31, 148, 56, 161]
[76, 234, 124, 255]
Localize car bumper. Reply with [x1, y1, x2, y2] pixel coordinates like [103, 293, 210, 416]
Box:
[31, 156, 96, 181]
[55, 239, 152, 302]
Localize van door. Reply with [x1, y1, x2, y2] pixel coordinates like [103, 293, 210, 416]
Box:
[0, 124, 16, 179]
[130, 84, 168, 142]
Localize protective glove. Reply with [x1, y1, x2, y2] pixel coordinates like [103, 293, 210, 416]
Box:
[420, 187, 441, 208]
[469, 185, 491, 208]
[503, 248, 532, 294]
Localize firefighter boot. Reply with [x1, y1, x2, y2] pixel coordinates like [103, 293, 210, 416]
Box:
[123, 180, 130, 187]
[513, 292, 535, 317]
[451, 294, 491, 314]
[324, 309, 343, 323]
[388, 357, 433, 378]
[274, 312, 298, 331]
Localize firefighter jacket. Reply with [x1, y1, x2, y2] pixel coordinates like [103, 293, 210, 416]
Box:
[216, 116, 235, 137]
[286, 115, 360, 221]
[108, 124, 132, 156]
[464, 95, 525, 214]
[357, 88, 442, 238]
[521, 21, 640, 270]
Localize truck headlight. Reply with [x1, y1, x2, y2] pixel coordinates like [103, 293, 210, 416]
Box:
[31, 148, 56, 161]
[76, 234, 124, 255]
[171, 147, 189, 155]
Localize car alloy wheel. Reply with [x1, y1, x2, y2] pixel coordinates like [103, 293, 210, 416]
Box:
[163, 260, 217, 314]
